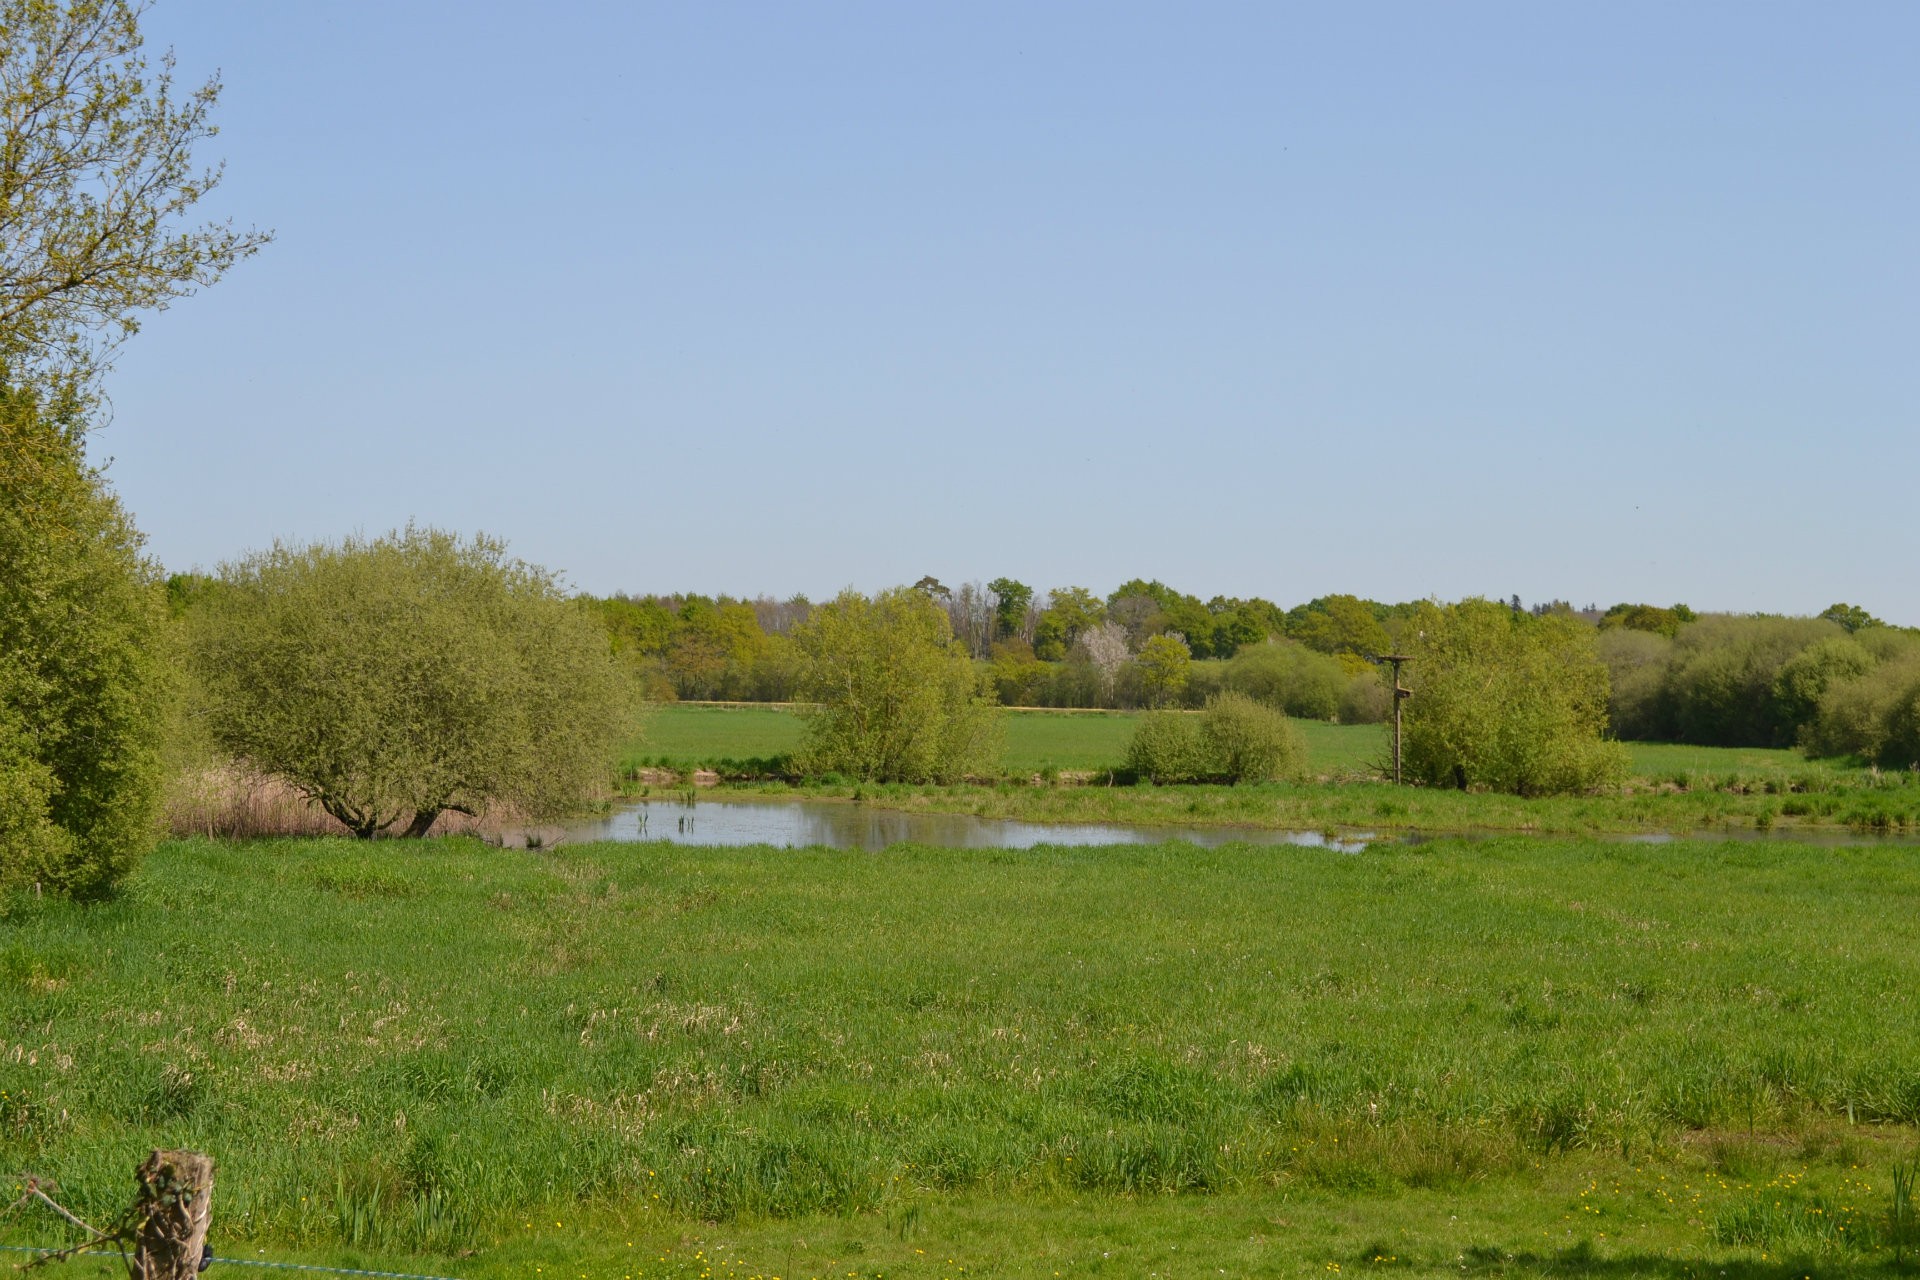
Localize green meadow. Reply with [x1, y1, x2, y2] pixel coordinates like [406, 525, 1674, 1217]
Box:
[622, 704, 1918, 838]
[5, 834, 1920, 1277]
[625, 704, 1386, 777]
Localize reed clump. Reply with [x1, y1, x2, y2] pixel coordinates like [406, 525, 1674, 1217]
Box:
[162, 768, 507, 840]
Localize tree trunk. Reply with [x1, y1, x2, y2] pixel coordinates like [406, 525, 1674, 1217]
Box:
[132, 1149, 213, 1280]
[401, 807, 441, 839]
[318, 795, 382, 839]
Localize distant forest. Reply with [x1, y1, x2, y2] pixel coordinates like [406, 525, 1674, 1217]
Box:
[570, 578, 1915, 760]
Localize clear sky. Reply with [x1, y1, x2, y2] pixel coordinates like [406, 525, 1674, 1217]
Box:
[95, 2, 1919, 623]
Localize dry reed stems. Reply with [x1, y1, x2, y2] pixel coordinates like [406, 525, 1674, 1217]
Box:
[162, 766, 512, 840]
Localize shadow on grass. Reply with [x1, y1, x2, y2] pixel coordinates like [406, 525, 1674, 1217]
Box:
[1420, 1241, 1920, 1277]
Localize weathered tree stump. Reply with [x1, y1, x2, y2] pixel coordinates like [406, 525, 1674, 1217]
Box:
[132, 1150, 214, 1280]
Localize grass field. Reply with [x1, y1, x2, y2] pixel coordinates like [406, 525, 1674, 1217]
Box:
[624, 704, 1388, 777]
[5, 835, 1920, 1277]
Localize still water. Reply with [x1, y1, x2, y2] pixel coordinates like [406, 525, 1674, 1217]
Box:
[561, 796, 1920, 852]
[564, 796, 1373, 852]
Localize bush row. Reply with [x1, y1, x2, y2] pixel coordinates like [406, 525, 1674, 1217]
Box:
[1601, 616, 1920, 763]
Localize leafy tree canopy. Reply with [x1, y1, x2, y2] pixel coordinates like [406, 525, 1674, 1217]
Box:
[1402, 598, 1627, 796]
[1287, 594, 1393, 659]
[2, 1, 267, 894]
[189, 527, 632, 838]
[793, 588, 1000, 783]
[1134, 633, 1192, 708]
[2, 0, 271, 391]
[1032, 586, 1103, 661]
[1598, 602, 1696, 639]
[987, 577, 1032, 641]
[1819, 603, 1883, 635]
[0, 378, 167, 895]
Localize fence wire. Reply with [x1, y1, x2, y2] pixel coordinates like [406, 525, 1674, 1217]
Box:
[0, 1243, 467, 1280]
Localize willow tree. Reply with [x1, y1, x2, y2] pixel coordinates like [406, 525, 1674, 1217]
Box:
[1402, 599, 1627, 796]
[189, 529, 633, 838]
[793, 588, 1000, 783]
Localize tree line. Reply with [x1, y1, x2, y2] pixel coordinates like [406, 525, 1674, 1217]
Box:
[1596, 603, 1920, 765]
[578, 582, 1919, 759]
[581, 582, 1416, 715]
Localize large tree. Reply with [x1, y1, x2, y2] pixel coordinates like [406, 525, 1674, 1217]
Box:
[986, 577, 1032, 643]
[1133, 632, 1192, 709]
[1287, 594, 1393, 660]
[1031, 585, 1102, 661]
[793, 588, 1000, 783]
[189, 528, 633, 838]
[2, 0, 270, 388]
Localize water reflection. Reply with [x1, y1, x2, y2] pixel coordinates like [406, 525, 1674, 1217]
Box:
[564, 797, 1374, 852]
[560, 796, 1920, 853]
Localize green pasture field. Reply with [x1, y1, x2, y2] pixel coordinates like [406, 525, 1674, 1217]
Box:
[625, 704, 1380, 777]
[1623, 740, 1831, 781]
[627, 703, 807, 770]
[5, 835, 1920, 1278]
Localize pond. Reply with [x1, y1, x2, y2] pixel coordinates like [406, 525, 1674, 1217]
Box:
[561, 795, 1920, 852]
[563, 796, 1373, 851]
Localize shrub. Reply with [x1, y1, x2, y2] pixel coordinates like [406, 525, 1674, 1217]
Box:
[1337, 670, 1393, 725]
[1805, 656, 1920, 766]
[1, 383, 168, 896]
[1124, 713, 1207, 784]
[987, 641, 1049, 707]
[1035, 658, 1108, 708]
[1661, 615, 1843, 747]
[1402, 599, 1628, 797]
[1224, 641, 1347, 720]
[1772, 636, 1874, 736]
[1181, 658, 1228, 709]
[1199, 691, 1304, 783]
[1125, 694, 1303, 784]
[1594, 628, 1674, 741]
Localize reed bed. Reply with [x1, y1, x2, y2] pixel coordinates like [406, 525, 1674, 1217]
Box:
[162, 768, 513, 841]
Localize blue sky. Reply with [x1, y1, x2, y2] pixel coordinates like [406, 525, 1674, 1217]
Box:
[97, 2, 1919, 622]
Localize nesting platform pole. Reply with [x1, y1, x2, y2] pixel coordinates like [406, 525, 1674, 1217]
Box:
[1377, 655, 1412, 785]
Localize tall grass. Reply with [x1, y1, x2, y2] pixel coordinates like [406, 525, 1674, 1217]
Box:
[5, 833, 1920, 1254]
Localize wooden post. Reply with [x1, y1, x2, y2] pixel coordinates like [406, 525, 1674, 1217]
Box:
[132, 1150, 213, 1280]
[1377, 655, 1412, 785]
